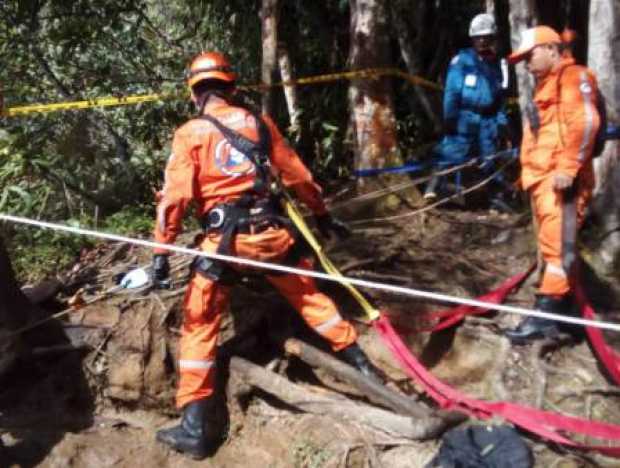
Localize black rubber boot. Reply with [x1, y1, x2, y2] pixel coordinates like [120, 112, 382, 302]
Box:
[505, 295, 565, 344]
[339, 343, 384, 384]
[556, 294, 584, 340]
[156, 398, 211, 460]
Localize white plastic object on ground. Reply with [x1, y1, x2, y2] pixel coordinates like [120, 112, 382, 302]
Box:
[120, 268, 150, 289]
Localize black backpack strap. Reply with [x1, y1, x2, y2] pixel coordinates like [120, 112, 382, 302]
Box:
[197, 112, 271, 168]
[198, 111, 273, 194]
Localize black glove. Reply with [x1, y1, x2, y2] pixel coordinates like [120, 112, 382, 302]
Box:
[498, 124, 514, 147]
[443, 118, 458, 135]
[152, 254, 171, 289]
[315, 213, 352, 240]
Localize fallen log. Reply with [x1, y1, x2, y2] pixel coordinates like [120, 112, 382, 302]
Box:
[284, 338, 465, 429]
[230, 356, 451, 441]
[284, 338, 430, 417]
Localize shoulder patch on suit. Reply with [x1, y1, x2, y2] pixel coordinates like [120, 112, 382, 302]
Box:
[464, 74, 477, 87]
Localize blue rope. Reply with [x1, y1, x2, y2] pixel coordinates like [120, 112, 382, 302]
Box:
[353, 161, 429, 177]
[353, 148, 518, 178]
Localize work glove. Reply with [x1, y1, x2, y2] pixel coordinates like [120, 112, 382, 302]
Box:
[443, 118, 458, 135]
[152, 254, 171, 289]
[315, 213, 352, 240]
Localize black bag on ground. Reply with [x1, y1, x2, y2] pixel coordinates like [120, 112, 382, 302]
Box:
[426, 425, 532, 468]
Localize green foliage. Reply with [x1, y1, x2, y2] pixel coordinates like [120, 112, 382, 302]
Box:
[311, 120, 350, 179]
[292, 439, 332, 468]
[9, 224, 94, 283]
[102, 205, 154, 237]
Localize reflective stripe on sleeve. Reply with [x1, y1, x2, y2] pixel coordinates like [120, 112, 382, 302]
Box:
[179, 359, 215, 370]
[157, 200, 170, 235]
[546, 263, 567, 278]
[578, 71, 595, 162]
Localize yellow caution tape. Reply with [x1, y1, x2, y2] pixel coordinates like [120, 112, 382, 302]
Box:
[2, 92, 186, 117]
[283, 196, 381, 322]
[240, 67, 443, 92]
[2, 68, 442, 118]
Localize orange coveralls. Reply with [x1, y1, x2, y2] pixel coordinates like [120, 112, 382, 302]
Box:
[154, 101, 357, 408]
[520, 58, 600, 296]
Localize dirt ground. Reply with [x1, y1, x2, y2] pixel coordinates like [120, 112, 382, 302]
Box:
[2, 192, 620, 468]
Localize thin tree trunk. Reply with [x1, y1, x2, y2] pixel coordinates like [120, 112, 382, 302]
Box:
[588, 0, 620, 271]
[508, 0, 539, 115]
[260, 0, 279, 115]
[390, 0, 442, 134]
[347, 0, 400, 190]
[277, 43, 302, 143]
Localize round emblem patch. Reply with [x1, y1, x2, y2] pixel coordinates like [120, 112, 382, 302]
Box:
[214, 140, 255, 177]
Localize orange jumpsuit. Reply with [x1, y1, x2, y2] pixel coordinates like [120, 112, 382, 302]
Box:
[520, 58, 600, 296]
[154, 100, 357, 408]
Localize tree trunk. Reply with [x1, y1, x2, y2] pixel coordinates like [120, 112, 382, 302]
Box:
[347, 0, 400, 190]
[390, 0, 442, 134]
[508, 0, 539, 116]
[260, 0, 279, 115]
[277, 43, 302, 143]
[588, 0, 620, 271]
[0, 236, 31, 376]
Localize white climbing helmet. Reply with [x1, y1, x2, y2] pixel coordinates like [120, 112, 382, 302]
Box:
[469, 13, 497, 37]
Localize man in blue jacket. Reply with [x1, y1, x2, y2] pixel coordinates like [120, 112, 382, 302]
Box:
[425, 13, 512, 210]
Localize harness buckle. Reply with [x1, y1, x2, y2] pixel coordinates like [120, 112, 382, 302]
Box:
[207, 207, 226, 229]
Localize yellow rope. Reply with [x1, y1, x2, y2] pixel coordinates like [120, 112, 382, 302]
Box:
[283, 194, 380, 322]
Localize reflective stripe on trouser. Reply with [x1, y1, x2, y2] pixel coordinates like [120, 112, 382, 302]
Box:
[176, 273, 229, 408]
[176, 227, 358, 408]
[530, 177, 591, 296]
[267, 256, 358, 352]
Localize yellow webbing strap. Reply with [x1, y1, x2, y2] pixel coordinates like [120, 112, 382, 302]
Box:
[283, 196, 380, 322]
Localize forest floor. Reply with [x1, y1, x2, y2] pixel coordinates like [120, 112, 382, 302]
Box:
[2, 188, 620, 468]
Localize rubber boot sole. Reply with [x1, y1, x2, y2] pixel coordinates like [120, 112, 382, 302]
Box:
[156, 428, 209, 460]
[506, 326, 560, 345]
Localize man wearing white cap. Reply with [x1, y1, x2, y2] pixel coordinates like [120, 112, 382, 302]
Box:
[505, 26, 601, 343]
[425, 13, 512, 211]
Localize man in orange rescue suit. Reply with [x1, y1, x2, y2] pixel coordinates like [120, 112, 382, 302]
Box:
[152, 52, 382, 459]
[505, 26, 601, 343]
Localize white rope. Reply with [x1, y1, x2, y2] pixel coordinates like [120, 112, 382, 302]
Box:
[2, 212, 620, 333]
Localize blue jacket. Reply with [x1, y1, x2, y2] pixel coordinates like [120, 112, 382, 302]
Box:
[435, 48, 508, 165]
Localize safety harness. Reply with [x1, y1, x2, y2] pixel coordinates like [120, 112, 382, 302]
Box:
[191, 109, 304, 281]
